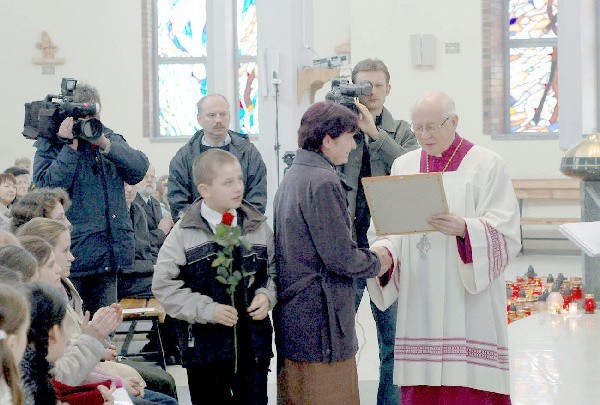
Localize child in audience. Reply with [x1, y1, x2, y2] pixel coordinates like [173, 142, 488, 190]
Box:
[0, 244, 39, 281]
[0, 282, 30, 405]
[20, 281, 116, 404]
[18, 235, 62, 288]
[153, 149, 276, 404]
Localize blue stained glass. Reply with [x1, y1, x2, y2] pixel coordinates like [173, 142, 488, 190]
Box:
[157, 0, 207, 57]
[158, 64, 207, 136]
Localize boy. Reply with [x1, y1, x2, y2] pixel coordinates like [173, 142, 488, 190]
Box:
[152, 149, 276, 404]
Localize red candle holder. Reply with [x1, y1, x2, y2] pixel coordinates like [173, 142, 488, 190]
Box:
[585, 294, 596, 314]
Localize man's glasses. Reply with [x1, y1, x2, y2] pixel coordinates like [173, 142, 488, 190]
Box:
[410, 117, 449, 134]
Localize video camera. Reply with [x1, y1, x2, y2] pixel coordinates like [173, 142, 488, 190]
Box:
[22, 78, 103, 143]
[325, 78, 372, 114]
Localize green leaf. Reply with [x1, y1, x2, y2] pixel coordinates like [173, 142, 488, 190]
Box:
[215, 276, 228, 284]
[227, 276, 238, 285]
[217, 267, 228, 277]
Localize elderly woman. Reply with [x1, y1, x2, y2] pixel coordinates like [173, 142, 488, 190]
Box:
[0, 173, 17, 223]
[273, 101, 391, 404]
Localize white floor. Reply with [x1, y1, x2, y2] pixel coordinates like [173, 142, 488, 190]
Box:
[164, 252, 583, 404]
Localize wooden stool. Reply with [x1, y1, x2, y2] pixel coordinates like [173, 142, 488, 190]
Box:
[116, 298, 167, 369]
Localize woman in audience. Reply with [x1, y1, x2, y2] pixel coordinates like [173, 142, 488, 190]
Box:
[0, 282, 30, 405]
[18, 235, 62, 288]
[10, 187, 71, 233]
[0, 173, 16, 223]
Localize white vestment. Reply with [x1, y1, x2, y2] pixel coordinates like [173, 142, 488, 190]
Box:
[367, 145, 521, 395]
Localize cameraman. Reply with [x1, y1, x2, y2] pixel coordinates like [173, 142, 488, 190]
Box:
[341, 58, 418, 405]
[33, 83, 149, 314]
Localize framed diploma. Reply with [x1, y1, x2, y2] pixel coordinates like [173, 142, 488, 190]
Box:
[362, 172, 448, 235]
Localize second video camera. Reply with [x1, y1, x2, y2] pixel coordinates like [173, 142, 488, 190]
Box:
[325, 78, 372, 114]
[22, 78, 103, 143]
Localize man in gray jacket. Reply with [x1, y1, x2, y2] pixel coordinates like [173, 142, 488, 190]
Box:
[168, 94, 267, 220]
[341, 58, 418, 405]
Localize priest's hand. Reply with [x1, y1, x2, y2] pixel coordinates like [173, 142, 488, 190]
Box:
[371, 245, 393, 276]
[428, 213, 466, 237]
[247, 293, 269, 321]
[213, 304, 238, 327]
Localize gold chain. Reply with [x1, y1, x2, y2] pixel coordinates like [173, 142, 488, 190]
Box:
[426, 138, 464, 173]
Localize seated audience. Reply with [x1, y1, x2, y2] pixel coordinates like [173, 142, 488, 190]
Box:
[19, 218, 177, 404]
[0, 282, 30, 405]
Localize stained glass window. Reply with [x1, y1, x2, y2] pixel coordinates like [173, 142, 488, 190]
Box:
[236, 0, 259, 136]
[508, 0, 558, 133]
[157, 0, 207, 57]
[158, 64, 207, 136]
[156, 0, 207, 137]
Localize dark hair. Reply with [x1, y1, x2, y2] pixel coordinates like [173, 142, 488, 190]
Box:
[351, 58, 391, 84]
[0, 173, 16, 186]
[193, 149, 240, 186]
[0, 245, 38, 281]
[3, 167, 30, 177]
[297, 101, 358, 152]
[22, 282, 66, 405]
[10, 188, 71, 233]
[0, 282, 29, 405]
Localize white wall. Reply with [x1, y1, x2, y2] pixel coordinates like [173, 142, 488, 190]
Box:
[349, 0, 581, 179]
[0, 0, 183, 177]
[0, 0, 594, 183]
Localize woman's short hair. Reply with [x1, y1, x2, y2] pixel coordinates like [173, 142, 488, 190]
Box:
[297, 101, 358, 152]
[10, 188, 71, 233]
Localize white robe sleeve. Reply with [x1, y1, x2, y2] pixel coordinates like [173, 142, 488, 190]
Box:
[366, 219, 402, 311]
[457, 152, 521, 294]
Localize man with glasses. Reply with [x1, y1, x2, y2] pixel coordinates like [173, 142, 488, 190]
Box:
[341, 58, 418, 405]
[367, 91, 520, 404]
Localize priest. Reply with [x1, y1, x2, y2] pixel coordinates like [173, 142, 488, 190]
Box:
[367, 91, 521, 404]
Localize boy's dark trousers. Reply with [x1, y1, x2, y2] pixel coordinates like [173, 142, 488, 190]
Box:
[186, 355, 269, 404]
